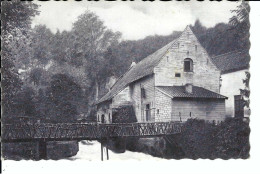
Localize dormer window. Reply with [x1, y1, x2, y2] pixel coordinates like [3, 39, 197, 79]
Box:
[184, 58, 193, 72]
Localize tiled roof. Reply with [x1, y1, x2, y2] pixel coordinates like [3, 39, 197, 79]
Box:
[157, 86, 227, 99]
[97, 39, 178, 104]
[211, 50, 250, 74]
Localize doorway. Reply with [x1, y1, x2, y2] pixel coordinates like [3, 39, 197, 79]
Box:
[145, 104, 151, 122]
[234, 95, 244, 118]
[101, 114, 105, 123]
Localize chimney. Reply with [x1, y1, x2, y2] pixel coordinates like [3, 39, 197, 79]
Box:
[185, 83, 193, 94]
[130, 61, 136, 68]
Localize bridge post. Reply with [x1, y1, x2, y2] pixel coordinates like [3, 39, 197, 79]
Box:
[38, 140, 47, 160]
[106, 142, 109, 160]
[101, 141, 103, 161]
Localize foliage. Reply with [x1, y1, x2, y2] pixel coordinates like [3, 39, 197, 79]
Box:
[112, 105, 137, 123]
[173, 118, 250, 159]
[44, 74, 83, 122]
[2, 1, 250, 123]
[104, 31, 181, 77]
[240, 71, 250, 108]
[30, 25, 54, 66]
[1, 0, 39, 117]
[229, 1, 250, 30]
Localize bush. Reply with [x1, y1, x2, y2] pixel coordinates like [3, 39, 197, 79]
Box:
[171, 118, 250, 159]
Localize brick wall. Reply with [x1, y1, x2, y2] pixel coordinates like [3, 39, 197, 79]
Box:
[154, 26, 221, 93]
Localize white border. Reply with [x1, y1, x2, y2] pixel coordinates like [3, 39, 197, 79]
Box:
[2, 1, 260, 174]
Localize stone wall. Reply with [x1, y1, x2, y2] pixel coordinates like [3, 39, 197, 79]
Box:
[112, 86, 131, 107]
[220, 69, 249, 117]
[97, 101, 112, 123]
[154, 89, 172, 122]
[154, 26, 221, 93]
[171, 99, 226, 122]
[129, 75, 155, 122]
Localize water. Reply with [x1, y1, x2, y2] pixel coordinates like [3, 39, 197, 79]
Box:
[68, 140, 161, 161]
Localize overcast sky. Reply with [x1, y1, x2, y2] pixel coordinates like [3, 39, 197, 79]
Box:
[32, 0, 238, 40]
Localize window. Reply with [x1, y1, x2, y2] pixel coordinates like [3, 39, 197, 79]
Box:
[175, 73, 181, 77]
[184, 58, 193, 72]
[195, 45, 198, 51]
[141, 87, 146, 98]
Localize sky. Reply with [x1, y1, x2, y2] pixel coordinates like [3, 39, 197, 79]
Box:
[32, 0, 238, 40]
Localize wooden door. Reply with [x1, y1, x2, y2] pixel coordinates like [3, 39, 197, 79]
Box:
[101, 114, 105, 123]
[234, 95, 244, 118]
[145, 104, 151, 122]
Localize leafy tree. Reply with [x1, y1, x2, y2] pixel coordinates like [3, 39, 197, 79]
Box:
[1, 0, 39, 117]
[229, 1, 250, 29]
[240, 71, 250, 108]
[230, 2, 250, 112]
[45, 74, 83, 122]
[70, 11, 121, 100]
[229, 1, 250, 51]
[31, 25, 54, 66]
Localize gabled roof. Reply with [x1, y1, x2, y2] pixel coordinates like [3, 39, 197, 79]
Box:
[96, 26, 214, 104]
[157, 86, 227, 99]
[211, 50, 250, 74]
[97, 38, 178, 104]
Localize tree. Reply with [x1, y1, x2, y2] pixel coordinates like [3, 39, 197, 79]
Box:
[230, 1, 250, 112]
[229, 1, 250, 29]
[70, 11, 121, 101]
[31, 25, 54, 66]
[45, 74, 83, 122]
[229, 1, 250, 51]
[1, 0, 39, 117]
[191, 20, 207, 36]
[240, 71, 250, 108]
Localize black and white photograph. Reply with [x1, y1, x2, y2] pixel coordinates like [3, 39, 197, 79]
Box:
[1, 0, 259, 173]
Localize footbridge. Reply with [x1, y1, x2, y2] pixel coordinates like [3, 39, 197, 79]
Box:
[2, 122, 183, 142]
[2, 121, 183, 160]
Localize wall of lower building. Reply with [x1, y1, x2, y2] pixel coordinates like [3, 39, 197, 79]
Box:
[220, 69, 249, 117]
[171, 99, 226, 122]
[112, 86, 131, 108]
[154, 89, 172, 122]
[129, 75, 155, 122]
[97, 101, 113, 123]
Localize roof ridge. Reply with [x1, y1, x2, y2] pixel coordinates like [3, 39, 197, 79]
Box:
[109, 64, 134, 89]
[107, 38, 179, 92]
[195, 86, 227, 98]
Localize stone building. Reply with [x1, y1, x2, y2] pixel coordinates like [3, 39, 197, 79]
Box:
[212, 50, 250, 118]
[96, 26, 227, 123]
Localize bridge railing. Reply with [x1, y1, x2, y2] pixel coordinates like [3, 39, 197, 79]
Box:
[2, 122, 183, 142]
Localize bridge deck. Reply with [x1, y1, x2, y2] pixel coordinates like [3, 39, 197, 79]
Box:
[2, 122, 183, 142]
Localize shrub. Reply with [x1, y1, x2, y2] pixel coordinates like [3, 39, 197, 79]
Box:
[171, 118, 250, 159]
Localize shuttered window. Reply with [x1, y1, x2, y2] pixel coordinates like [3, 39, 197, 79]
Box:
[184, 58, 193, 72]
